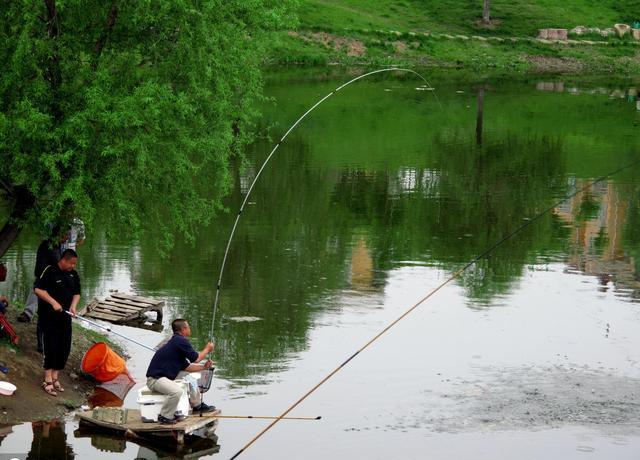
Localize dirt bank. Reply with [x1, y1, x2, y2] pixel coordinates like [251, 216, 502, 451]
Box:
[267, 29, 640, 77]
[0, 308, 124, 424]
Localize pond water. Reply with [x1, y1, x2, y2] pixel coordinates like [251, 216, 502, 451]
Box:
[1, 69, 640, 459]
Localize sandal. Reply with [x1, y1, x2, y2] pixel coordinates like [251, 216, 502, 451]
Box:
[42, 381, 58, 397]
[52, 379, 64, 392]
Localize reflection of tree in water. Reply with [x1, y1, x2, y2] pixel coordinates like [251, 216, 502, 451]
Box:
[428, 134, 568, 302]
[331, 134, 568, 304]
[176, 138, 359, 379]
[27, 420, 74, 460]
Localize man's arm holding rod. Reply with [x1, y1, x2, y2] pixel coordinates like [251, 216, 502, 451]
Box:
[185, 341, 215, 372]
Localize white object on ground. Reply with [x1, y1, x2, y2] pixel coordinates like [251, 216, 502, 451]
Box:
[0, 381, 16, 395]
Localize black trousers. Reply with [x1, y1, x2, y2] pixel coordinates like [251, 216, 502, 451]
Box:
[42, 314, 72, 370]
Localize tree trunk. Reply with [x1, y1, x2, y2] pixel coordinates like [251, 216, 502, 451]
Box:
[93, 2, 118, 70]
[482, 0, 491, 24]
[0, 222, 22, 260]
[44, 0, 63, 121]
[0, 186, 35, 259]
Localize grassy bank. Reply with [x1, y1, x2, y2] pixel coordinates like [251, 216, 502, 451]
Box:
[0, 308, 127, 424]
[296, 0, 639, 36]
[265, 0, 640, 75]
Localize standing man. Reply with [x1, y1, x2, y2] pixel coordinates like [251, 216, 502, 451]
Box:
[146, 319, 216, 423]
[34, 249, 81, 397]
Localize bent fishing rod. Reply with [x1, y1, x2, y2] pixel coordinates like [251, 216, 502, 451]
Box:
[209, 67, 439, 340]
[229, 158, 640, 460]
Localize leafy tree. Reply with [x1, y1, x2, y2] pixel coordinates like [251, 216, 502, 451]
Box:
[0, 0, 297, 257]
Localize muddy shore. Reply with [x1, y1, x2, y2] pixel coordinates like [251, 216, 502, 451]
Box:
[0, 308, 124, 424]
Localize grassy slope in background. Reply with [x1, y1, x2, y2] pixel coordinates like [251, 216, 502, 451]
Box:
[266, 0, 640, 74]
[299, 0, 639, 36]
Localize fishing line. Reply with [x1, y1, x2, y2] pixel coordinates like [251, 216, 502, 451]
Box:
[66, 311, 156, 352]
[204, 414, 321, 421]
[210, 67, 440, 340]
[229, 158, 640, 459]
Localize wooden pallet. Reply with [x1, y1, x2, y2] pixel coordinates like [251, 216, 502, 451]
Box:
[78, 292, 163, 325]
[77, 408, 219, 445]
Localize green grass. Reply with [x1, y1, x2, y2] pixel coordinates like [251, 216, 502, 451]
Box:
[263, 0, 640, 74]
[298, 0, 640, 37]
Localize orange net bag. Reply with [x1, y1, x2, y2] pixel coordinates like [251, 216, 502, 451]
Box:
[81, 342, 127, 382]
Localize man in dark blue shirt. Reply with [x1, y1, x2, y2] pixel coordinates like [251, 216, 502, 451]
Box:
[146, 318, 215, 423]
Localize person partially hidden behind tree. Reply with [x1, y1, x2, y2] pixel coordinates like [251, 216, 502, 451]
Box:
[18, 226, 70, 357]
[34, 249, 81, 397]
[146, 319, 216, 423]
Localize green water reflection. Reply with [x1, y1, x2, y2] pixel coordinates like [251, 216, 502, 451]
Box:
[2, 73, 640, 385]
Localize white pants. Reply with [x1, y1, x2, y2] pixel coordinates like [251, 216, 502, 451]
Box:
[146, 372, 200, 419]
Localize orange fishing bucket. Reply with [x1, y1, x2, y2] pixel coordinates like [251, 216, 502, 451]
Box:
[81, 342, 127, 382]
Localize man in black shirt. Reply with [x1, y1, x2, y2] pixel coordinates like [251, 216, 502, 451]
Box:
[34, 249, 81, 397]
[146, 318, 215, 423]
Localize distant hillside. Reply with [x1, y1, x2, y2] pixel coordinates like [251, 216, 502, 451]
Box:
[298, 0, 640, 36]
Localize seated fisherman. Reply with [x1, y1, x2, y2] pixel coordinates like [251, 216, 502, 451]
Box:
[146, 318, 216, 424]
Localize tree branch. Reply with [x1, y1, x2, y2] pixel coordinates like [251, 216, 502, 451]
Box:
[93, 2, 118, 71]
[44, 0, 59, 38]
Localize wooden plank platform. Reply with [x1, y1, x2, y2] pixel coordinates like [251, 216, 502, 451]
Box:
[77, 408, 220, 445]
[78, 292, 164, 326]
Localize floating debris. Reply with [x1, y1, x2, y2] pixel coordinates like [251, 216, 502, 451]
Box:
[228, 316, 263, 322]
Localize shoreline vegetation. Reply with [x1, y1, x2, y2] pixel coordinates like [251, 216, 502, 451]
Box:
[265, 28, 640, 76]
[263, 0, 640, 77]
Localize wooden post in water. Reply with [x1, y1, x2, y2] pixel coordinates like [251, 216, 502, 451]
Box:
[476, 86, 485, 146]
